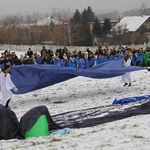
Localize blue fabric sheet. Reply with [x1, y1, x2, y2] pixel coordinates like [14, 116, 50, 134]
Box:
[113, 95, 150, 104]
[10, 59, 146, 94]
[50, 128, 71, 135]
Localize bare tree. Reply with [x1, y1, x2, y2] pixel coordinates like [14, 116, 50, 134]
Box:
[139, 3, 148, 15]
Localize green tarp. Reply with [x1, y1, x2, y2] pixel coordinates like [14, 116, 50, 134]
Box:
[25, 115, 49, 138]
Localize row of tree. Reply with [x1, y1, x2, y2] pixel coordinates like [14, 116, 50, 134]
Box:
[0, 6, 149, 46]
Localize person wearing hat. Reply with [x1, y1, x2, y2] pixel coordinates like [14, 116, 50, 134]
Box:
[122, 52, 132, 87]
[0, 63, 18, 108]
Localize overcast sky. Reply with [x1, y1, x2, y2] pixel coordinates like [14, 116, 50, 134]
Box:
[0, 0, 150, 17]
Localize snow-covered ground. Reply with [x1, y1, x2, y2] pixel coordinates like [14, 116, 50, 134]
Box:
[0, 50, 150, 150]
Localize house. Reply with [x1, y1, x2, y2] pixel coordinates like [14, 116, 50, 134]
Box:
[31, 16, 65, 26]
[89, 19, 118, 33]
[29, 16, 67, 32]
[112, 15, 150, 44]
[29, 16, 68, 45]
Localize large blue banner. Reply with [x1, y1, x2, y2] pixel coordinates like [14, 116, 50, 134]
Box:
[10, 60, 146, 94]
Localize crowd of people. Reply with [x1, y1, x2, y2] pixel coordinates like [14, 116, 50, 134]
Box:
[0, 46, 150, 68]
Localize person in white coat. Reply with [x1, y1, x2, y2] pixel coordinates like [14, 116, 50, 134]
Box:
[122, 52, 132, 87]
[0, 63, 18, 108]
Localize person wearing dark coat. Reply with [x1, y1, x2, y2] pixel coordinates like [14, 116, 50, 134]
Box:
[41, 47, 48, 58]
[27, 48, 33, 58]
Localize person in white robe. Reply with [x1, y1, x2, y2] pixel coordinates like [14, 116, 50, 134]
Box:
[122, 52, 132, 87]
[0, 63, 18, 107]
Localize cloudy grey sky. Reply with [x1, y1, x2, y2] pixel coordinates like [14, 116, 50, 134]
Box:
[0, 0, 150, 17]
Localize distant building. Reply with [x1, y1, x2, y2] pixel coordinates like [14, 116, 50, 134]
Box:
[31, 16, 65, 26]
[112, 15, 150, 44]
[89, 19, 118, 33]
[29, 16, 68, 45]
[29, 16, 68, 32]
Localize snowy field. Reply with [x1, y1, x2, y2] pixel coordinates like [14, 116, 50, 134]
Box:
[0, 50, 150, 150]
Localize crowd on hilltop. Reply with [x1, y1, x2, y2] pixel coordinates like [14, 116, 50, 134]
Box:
[0, 46, 150, 68]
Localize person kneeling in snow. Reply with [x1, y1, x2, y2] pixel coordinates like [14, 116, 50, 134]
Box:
[0, 63, 18, 108]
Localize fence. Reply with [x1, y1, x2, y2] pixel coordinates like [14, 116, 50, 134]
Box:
[0, 44, 149, 53]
